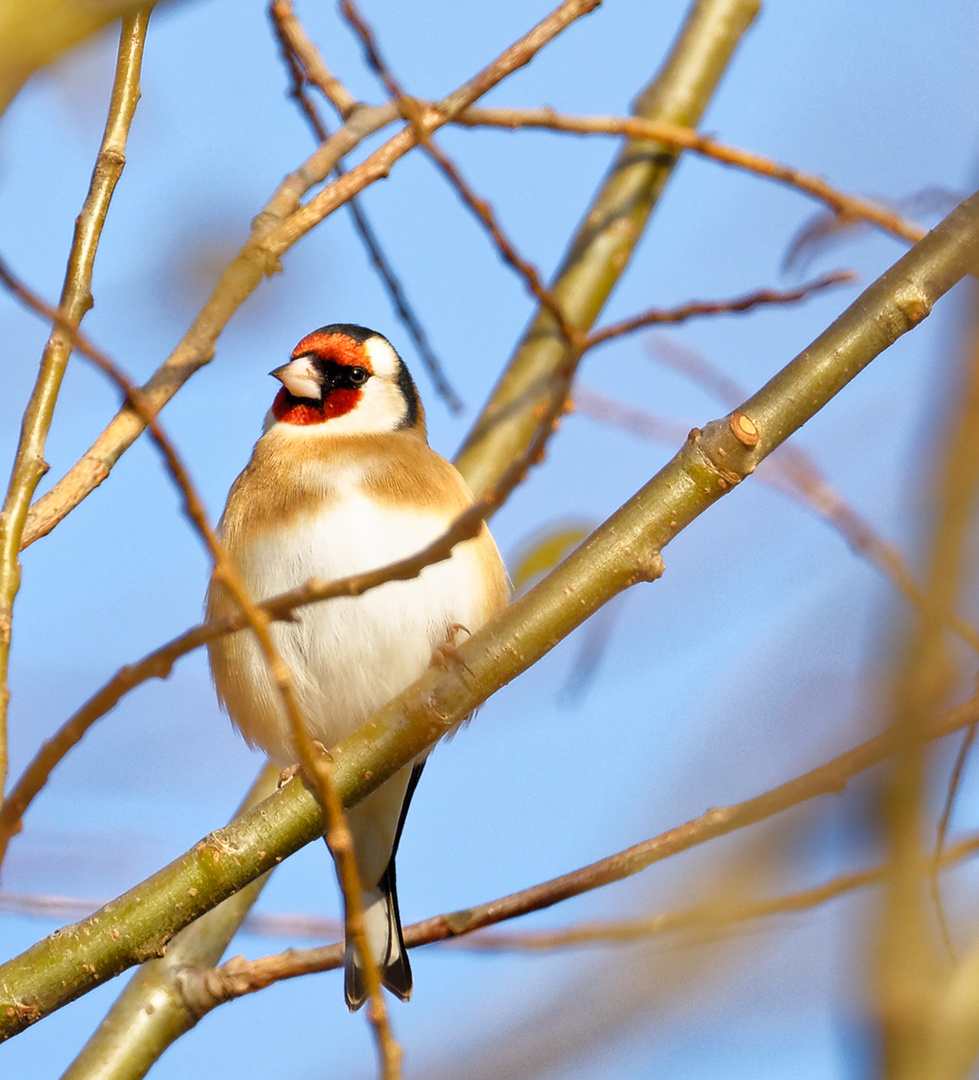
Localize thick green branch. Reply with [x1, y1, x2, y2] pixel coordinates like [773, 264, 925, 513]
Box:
[454, 0, 761, 497]
[59, 766, 279, 1080]
[0, 188, 976, 1039]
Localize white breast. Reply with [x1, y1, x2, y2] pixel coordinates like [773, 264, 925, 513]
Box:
[229, 493, 486, 763]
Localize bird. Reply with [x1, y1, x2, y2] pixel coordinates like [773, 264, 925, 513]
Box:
[205, 324, 508, 1010]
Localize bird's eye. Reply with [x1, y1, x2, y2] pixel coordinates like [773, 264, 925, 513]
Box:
[347, 366, 369, 387]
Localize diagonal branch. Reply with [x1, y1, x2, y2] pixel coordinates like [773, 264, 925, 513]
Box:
[20, 0, 599, 550]
[453, 0, 762, 498]
[454, 108, 927, 245]
[1, 187, 977, 1039]
[269, 0, 463, 414]
[586, 270, 857, 346]
[0, 259, 401, 1071]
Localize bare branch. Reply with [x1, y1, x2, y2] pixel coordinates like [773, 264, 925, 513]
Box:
[586, 270, 857, 346]
[1, 187, 976, 1039]
[269, 0, 358, 119]
[0, 10, 149, 801]
[455, 107, 927, 245]
[0, 258, 395, 1068]
[21, 0, 599, 549]
[452, 827, 979, 950]
[269, 0, 463, 415]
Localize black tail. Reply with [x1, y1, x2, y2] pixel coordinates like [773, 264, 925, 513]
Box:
[344, 762, 425, 1011]
[344, 859, 412, 1009]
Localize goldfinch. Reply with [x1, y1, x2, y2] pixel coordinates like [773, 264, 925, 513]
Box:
[206, 324, 508, 1009]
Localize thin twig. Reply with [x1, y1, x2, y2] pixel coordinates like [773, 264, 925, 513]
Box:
[341, 0, 584, 360]
[0, 259, 395, 1058]
[573, 386, 689, 443]
[454, 107, 927, 245]
[269, 0, 463, 414]
[0, 10, 149, 802]
[272, 0, 602, 251]
[932, 722, 976, 960]
[586, 270, 857, 347]
[20, 0, 599, 550]
[455, 828, 979, 950]
[185, 740, 979, 1005]
[269, 0, 358, 118]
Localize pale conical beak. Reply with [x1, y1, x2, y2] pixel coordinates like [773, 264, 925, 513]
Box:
[270, 356, 321, 400]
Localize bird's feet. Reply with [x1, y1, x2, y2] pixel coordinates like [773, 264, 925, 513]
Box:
[430, 622, 475, 676]
[277, 741, 331, 787]
[278, 763, 302, 787]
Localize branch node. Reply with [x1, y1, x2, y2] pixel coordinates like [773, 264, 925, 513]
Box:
[691, 418, 760, 487]
[636, 549, 665, 583]
[730, 409, 760, 447]
[890, 280, 933, 332]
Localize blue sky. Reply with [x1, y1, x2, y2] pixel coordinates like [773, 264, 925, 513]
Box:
[1, 1, 979, 1077]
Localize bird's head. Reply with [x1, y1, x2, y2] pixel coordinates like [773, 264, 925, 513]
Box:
[268, 324, 424, 436]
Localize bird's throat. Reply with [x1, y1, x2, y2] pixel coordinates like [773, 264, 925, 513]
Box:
[271, 387, 361, 425]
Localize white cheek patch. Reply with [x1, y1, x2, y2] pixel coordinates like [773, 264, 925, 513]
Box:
[327, 377, 405, 434]
[362, 336, 401, 379]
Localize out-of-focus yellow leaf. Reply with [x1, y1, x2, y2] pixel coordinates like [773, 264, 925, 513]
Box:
[509, 520, 595, 596]
[0, 0, 156, 117]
